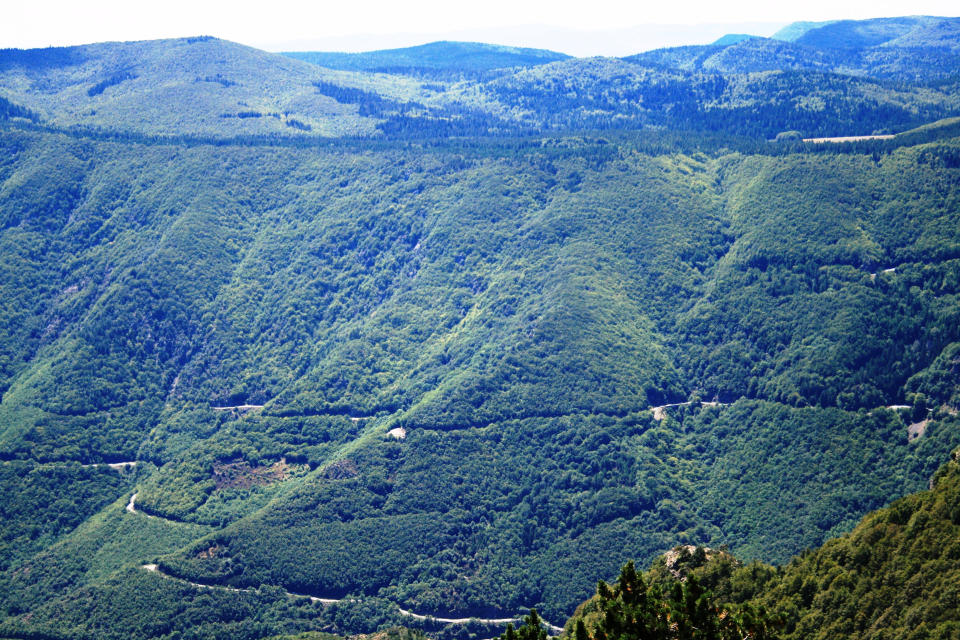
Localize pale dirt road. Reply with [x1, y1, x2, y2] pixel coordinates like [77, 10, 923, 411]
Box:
[650, 401, 725, 420]
[82, 461, 137, 470]
[126, 493, 154, 518]
[804, 135, 895, 143]
[141, 565, 563, 633]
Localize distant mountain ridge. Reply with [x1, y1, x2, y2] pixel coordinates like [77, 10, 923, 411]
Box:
[629, 15, 960, 83]
[771, 15, 960, 48]
[261, 22, 790, 58]
[0, 37, 390, 138]
[3, 33, 958, 142]
[711, 34, 758, 46]
[792, 15, 951, 48]
[281, 41, 570, 72]
[770, 20, 839, 42]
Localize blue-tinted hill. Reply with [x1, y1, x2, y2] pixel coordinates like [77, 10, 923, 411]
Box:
[282, 40, 570, 72]
[779, 15, 958, 48]
[712, 34, 759, 46]
[771, 20, 839, 42]
[628, 15, 960, 83]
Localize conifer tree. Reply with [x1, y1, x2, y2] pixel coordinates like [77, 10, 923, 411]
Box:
[571, 561, 783, 640]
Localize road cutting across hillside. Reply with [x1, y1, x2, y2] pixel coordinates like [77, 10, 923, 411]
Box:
[140, 564, 563, 634]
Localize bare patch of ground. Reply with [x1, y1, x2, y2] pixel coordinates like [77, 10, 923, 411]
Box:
[664, 545, 700, 579]
[324, 459, 359, 480]
[197, 544, 225, 559]
[662, 545, 735, 581]
[213, 459, 305, 490]
[908, 420, 929, 441]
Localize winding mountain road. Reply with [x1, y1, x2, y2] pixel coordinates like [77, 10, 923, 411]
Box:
[140, 565, 563, 634]
[126, 493, 153, 518]
[650, 401, 725, 420]
[82, 461, 138, 470]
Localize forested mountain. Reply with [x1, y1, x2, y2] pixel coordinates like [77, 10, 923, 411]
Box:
[0, 18, 960, 640]
[3, 34, 959, 141]
[631, 16, 960, 82]
[0, 37, 413, 137]
[788, 16, 955, 48]
[282, 42, 570, 74]
[770, 21, 839, 43]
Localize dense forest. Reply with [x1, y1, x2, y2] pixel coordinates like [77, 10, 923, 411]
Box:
[564, 450, 960, 640]
[1, 13, 960, 640]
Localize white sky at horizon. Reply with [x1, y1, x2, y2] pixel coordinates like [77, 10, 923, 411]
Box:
[1, 0, 958, 52]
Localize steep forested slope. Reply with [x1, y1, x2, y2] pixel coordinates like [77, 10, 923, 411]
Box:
[564, 450, 960, 640]
[755, 452, 960, 640]
[1, 27, 960, 640]
[0, 124, 959, 638]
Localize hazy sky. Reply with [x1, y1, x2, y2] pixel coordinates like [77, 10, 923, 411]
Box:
[2, 0, 959, 51]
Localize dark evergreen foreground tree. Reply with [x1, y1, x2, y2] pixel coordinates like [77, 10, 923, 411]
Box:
[565, 561, 782, 640]
[500, 610, 549, 640]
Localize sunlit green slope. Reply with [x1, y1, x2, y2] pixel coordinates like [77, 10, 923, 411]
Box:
[0, 37, 430, 136]
[0, 27, 960, 639]
[0, 126, 959, 635]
